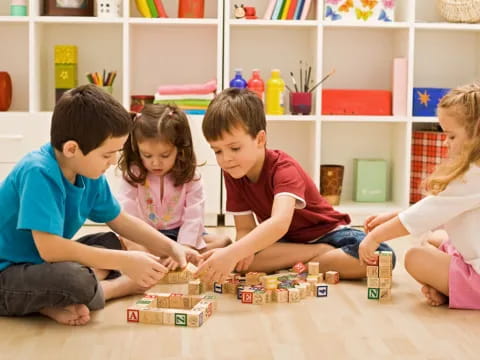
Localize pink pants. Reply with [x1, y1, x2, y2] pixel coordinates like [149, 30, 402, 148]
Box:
[440, 241, 480, 310]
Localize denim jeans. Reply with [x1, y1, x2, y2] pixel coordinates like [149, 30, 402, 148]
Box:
[0, 231, 122, 316]
[280, 227, 396, 268]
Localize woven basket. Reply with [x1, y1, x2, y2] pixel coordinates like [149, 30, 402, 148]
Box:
[437, 0, 480, 23]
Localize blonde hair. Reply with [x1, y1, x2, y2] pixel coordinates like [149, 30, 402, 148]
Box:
[426, 82, 480, 195]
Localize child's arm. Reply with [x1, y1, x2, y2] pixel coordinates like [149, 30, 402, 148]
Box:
[32, 230, 167, 287]
[363, 211, 399, 233]
[359, 215, 409, 264]
[197, 195, 296, 283]
[107, 211, 201, 267]
[233, 213, 258, 272]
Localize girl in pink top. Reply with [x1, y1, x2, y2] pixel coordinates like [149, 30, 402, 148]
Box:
[118, 104, 230, 266]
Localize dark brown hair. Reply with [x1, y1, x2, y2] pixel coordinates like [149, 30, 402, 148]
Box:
[118, 104, 197, 186]
[51, 84, 132, 155]
[202, 88, 266, 141]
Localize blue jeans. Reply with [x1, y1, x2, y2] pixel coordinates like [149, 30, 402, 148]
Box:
[0, 232, 121, 316]
[280, 227, 396, 268]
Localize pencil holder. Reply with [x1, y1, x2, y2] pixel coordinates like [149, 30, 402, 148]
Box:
[320, 165, 344, 206]
[290, 92, 312, 115]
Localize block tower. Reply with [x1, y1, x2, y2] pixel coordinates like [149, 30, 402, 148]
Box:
[367, 251, 393, 302]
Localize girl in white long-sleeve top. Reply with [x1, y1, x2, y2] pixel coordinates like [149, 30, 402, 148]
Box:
[360, 82, 480, 309]
[118, 104, 230, 268]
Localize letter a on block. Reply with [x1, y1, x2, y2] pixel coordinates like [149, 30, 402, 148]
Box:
[127, 309, 139, 322]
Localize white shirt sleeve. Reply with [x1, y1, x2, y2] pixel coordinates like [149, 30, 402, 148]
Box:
[399, 166, 480, 236]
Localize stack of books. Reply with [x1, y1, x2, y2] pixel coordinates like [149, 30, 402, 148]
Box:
[263, 0, 312, 20]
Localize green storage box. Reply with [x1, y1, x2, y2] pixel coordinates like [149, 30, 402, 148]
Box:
[354, 159, 388, 202]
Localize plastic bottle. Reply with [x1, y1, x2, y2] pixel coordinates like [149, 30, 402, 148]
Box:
[247, 69, 265, 101]
[229, 68, 247, 89]
[265, 69, 285, 115]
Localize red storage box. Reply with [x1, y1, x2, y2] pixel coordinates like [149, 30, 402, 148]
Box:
[410, 131, 448, 203]
[322, 89, 392, 115]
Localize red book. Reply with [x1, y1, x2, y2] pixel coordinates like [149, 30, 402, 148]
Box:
[286, 0, 298, 19]
[154, 0, 168, 17]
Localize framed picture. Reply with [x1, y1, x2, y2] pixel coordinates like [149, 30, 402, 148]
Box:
[43, 0, 94, 16]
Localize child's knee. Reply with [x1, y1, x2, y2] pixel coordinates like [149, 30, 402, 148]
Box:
[404, 246, 425, 273]
[53, 263, 101, 306]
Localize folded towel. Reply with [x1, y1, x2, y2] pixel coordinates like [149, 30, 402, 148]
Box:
[157, 79, 217, 95]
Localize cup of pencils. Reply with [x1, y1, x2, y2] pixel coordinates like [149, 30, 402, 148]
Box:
[86, 70, 117, 95]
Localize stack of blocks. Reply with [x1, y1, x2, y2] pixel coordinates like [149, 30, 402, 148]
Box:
[54, 45, 77, 103]
[367, 251, 393, 302]
[193, 262, 340, 305]
[126, 293, 217, 327]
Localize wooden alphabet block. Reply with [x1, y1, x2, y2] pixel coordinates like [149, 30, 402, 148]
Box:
[241, 290, 254, 304]
[140, 308, 164, 324]
[253, 291, 267, 305]
[379, 265, 392, 278]
[272, 288, 289, 303]
[325, 271, 340, 284]
[188, 279, 202, 295]
[316, 284, 328, 297]
[213, 282, 224, 294]
[174, 313, 188, 327]
[288, 288, 301, 303]
[308, 261, 320, 275]
[292, 262, 307, 274]
[169, 293, 184, 309]
[368, 288, 380, 300]
[186, 310, 203, 327]
[163, 309, 176, 325]
[379, 288, 392, 302]
[366, 265, 379, 278]
[367, 277, 380, 288]
[379, 251, 393, 266]
[379, 277, 392, 289]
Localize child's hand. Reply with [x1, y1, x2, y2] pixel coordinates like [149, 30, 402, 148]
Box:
[364, 211, 398, 233]
[183, 246, 201, 266]
[235, 254, 255, 273]
[358, 235, 381, 265]
[121, 251, 168, 287]
[161, 257, 179, 271]
[195, 247, 236, 283]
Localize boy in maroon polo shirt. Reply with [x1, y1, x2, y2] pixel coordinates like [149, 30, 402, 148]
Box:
[196, 88, 395, 283]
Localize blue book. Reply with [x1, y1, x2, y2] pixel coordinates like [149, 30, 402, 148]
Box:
[294, 0, 305, 20]
[271, 0, 285, 20]
[184, 109, 206, 115]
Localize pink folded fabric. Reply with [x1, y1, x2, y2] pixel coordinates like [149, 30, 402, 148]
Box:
[157, 79, 217, 95]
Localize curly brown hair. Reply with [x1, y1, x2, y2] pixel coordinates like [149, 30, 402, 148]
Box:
[118, 104, 198, 187]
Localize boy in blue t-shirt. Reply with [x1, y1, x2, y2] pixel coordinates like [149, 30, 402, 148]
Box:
[0, 85, 199, 326]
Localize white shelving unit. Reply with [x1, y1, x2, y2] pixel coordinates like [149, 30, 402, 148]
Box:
[1, 0, 480, 227]
[223, 0, 480, 225]
[0, 0, 223, 225]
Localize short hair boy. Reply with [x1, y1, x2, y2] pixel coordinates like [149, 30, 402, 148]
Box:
[197, 88, 395, 282]
[0, 85, 198, 325]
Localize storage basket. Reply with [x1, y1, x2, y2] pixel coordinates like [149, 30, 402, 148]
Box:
[437, 0, 480, 23]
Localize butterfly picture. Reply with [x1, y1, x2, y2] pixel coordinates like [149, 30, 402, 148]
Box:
[355, 7, 373, 20]
[338, 0, 353, 12]
[325, 6, 342, 20]
[361, 0, 378, 9]
[325, 0, 342, 4]
[378, 9, 392, 22]
[382, 0, 395, 9]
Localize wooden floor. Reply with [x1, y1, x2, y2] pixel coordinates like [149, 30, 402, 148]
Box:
[1, 226, 479, 360]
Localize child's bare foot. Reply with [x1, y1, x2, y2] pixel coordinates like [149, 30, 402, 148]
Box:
[39, 304, 90, 326]
[101, 275, 150, 301]
[421, 285, 448, 306]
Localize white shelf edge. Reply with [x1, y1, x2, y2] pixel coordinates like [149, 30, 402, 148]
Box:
[34, 16, 123, 24]
[228, 19, 317, 27]
[321, 115, 408, 123]
[266, 115, 316, 122]
[322, 21, 410, 29]
[129, 18, 219, 26]
[414, 22, 480, 31]
[335, 201, 405, 225]
[412, 116, 439, 123]
[0, 16, 29, 23]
